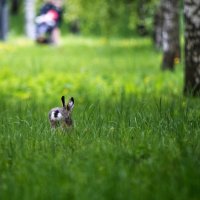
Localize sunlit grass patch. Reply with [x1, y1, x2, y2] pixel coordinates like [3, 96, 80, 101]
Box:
[62, 35, 152, 48]
[0, 36, 183, 102]
[0, 43, 16, 53]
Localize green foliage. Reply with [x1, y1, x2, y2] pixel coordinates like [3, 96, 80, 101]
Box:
[65, 0, 159, 36]
[33, 0, 159, 36]
[0, 36, 200, 200]
[14, 0, 159, 36]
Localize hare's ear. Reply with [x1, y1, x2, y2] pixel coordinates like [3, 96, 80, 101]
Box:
[61, 96, 65, 107]
[67, 97, 74, 111]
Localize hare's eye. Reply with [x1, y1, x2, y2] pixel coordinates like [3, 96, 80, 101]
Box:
[54, 110, 59, 118]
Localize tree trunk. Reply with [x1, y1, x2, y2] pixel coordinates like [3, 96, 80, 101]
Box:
[24, 0, 35, 40]
[0, 0, 8, 41]
[153, 4, 164, 49]
[11, 0, 20, 15]
[184, 0, 200, 95]
[161, 0, 180, 70]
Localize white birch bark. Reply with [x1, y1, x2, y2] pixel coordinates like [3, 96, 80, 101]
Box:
[184, 0, 200, 95]
[24, 0, 36, 39]
[161, 0, 180, 70]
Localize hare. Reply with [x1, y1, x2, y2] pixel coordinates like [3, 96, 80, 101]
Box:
[48, 96, 74, 129]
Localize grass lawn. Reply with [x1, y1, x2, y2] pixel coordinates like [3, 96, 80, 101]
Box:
[0, 36, 199, 200]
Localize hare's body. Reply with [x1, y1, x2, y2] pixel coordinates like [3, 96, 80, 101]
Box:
[49, 96, 74, 129]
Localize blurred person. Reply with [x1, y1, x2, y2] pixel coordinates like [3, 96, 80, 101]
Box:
[35, 0, 63, 45]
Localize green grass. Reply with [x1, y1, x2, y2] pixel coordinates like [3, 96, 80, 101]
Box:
[0, 36, 200, 200]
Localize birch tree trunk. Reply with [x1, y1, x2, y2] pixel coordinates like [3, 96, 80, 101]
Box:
[24, 0, 35, 40]
[184, 0, 200, 95]
[0, 0, 8, 41]
[153, 4, 164, 49]
[161, 0, 180, 70]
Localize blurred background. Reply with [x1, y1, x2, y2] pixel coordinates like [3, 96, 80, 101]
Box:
[0, 0, 186, 102]
[1, 0, 159, 39]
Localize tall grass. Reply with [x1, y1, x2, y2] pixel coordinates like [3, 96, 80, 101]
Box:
[0, 36, 199, 200]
